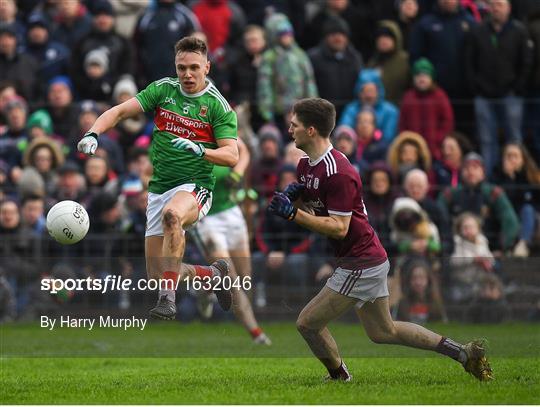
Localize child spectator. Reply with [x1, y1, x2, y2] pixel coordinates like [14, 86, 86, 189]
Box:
[332, 125, 359, 172]
[396, 257, 446, 324]
[398, 58, 454, 161]
[354, 108, 387, 172]
[467, 273, 509, 323]
[450, 212, 495, 302]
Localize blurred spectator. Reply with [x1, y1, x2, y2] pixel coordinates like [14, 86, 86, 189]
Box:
[257, 12, 318, 129]
[0, 0, 25, 47]
[26, 109, 54, 142]
[254, 164, 312, 288]
[331, 125, 359, 172]
[0, 159, 16, 200]
[308, 16, 362, 117]
[71, 1, 135, 96]
[450, 212, 495, 302]
[111, 0, 150, 39]
[467, 273, 509, 323]
[0, 268, 16, 322]
[0, 81, 17, 121]
[492, 142, 540, 257]
[22, 137, 64, 196]
[389, 197, 441, 259]
[121, 174, 146, 235]
[387, 131, 432, 184]
[0, 96, 27, 170]
[0, 24, 37, 101]
[302, 0, 375, 61]
[191, 0, 246, 55]
[250, 124, 282, 200]
[282, 140, 304, 167]
[112, 75, 147, 154]
[339, 69, 399, 144]
[432, 131, 473, 188]
[134, 0, 200, 84]
[20, 194, 46, 236]
[228, 25, 266, 130]
[464, 0, 533, 176]
[398, 58, 454, 161]
[50, 0, 92, 49]
[0, 198, 19, 234]
[82, 156, 118, 206]
[404, 169, 453, 255]
[438, 152, 519, 252]
[524, 2, 540, 158]
[45, 76, 79, 141]
[396, 0, 419, 50]
[24, 13, 70, 102]
[363, 161, 399, 253]
[354, 109, 388, 173]
[88, 191, 122, 234]
[367, 20, 410, 105]
[396, 256, 446, 324]
[409, 0, 476, 135]
[53, 161, 86, 203]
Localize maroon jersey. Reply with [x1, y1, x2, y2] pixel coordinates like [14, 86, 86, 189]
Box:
[297, 146, 387, 269]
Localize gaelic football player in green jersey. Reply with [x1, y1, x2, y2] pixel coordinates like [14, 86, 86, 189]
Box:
[77, 37, 238, 320]
[195, 138, 271, 345]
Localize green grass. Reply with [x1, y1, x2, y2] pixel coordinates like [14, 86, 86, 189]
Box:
[1, 321, 539, 404]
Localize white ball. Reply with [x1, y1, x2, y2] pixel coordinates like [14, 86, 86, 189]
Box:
[46, 200, 90, 245]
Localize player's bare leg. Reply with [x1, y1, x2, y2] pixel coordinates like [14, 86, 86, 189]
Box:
[229, 246, 271, 344]
[356, 297, 493, 381]
[296, 286, 357, 380]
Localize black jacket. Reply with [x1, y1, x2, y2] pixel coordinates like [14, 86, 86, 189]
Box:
[308, 42, 363, 117]
[465, 18, 533, 97]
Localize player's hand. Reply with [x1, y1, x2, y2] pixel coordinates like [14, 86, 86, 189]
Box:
[268, 192, 297, 221]
[225, 171, 243, 189]
[77, 132, 98, 155]
[171, 137, 206, 157]
[283, 182, 305, 201]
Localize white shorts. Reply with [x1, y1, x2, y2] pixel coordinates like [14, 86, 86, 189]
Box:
[326, 259, 390, 307]
[145, 183, 212, 237]
[196, 205, 248, 252]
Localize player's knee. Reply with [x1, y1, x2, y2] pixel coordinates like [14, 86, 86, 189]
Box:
[296, 316, 313, 335]
[162, 208, 183, 230]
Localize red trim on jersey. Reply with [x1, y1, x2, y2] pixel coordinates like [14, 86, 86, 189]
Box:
[154, 106, 215, 143]
[190, 191, 203, 211]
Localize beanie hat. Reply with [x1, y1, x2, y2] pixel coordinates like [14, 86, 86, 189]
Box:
[333, 125, 358, 145]
[463, 152, 484, 168]
[323, 16, 350, 37]
[412, 58, 435, 79]
[48, 75, 73, 92]
[26, 109, 53, 135]
[84, 49, 109, 73]
[375, 25, 397, 41]
[113, 75, 138, 101]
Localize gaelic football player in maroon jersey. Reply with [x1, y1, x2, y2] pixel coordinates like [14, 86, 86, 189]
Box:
[268, 98, 492, 382]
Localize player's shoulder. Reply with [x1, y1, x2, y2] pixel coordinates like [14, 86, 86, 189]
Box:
[204, 82, 233, 113]
[153, 77, 180, 88]
[329, 148, 358, 177]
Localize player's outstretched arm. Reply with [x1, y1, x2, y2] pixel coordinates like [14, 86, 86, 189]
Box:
[77, 98, 143, 155]
[202, 138, 239, 167]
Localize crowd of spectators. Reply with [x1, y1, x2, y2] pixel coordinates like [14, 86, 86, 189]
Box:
[1, 0, 540, 323]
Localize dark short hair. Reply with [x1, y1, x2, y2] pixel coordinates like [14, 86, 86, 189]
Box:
[292, 98, 336, 138]
[174, 36, 208, 57]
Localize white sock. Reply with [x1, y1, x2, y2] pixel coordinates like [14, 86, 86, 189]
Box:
[159, 289, 175, 302]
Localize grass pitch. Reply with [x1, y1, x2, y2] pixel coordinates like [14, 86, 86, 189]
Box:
[1, 321, 539, 404]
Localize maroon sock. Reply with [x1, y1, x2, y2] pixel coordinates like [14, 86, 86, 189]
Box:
[436, 337, 463, 361]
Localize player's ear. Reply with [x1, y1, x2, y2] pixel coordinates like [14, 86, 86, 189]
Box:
[205, 60, 210, 75]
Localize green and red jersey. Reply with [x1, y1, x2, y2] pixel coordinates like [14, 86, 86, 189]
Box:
[135, 77, 237, 194]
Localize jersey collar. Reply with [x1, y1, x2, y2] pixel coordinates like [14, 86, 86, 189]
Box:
[179, 80, 212, 98]
[309, 145, 333, 167]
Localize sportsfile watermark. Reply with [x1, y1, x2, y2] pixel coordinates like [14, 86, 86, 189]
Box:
[40, 275, 252, 294]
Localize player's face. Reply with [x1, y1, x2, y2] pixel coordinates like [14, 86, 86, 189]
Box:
[175, 51, 210, 94]
[289, 114, 310, 150]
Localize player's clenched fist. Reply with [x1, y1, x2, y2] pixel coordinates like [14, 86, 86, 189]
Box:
[283, 182, 305, 201]
[268, 192, 297, 221]
[77, 132, 98, 155]
[171, 137, 206, 157]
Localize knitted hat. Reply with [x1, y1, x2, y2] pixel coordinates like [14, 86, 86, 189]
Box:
[323, 16, 350, 37]
[463, 152, 484, 168]
[84, 49, 109, 73]
[412, 58, 435, 79]
[333, 125, 358, 145]
[27, 110, 53, 135]
[113, 75, 138, 101]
